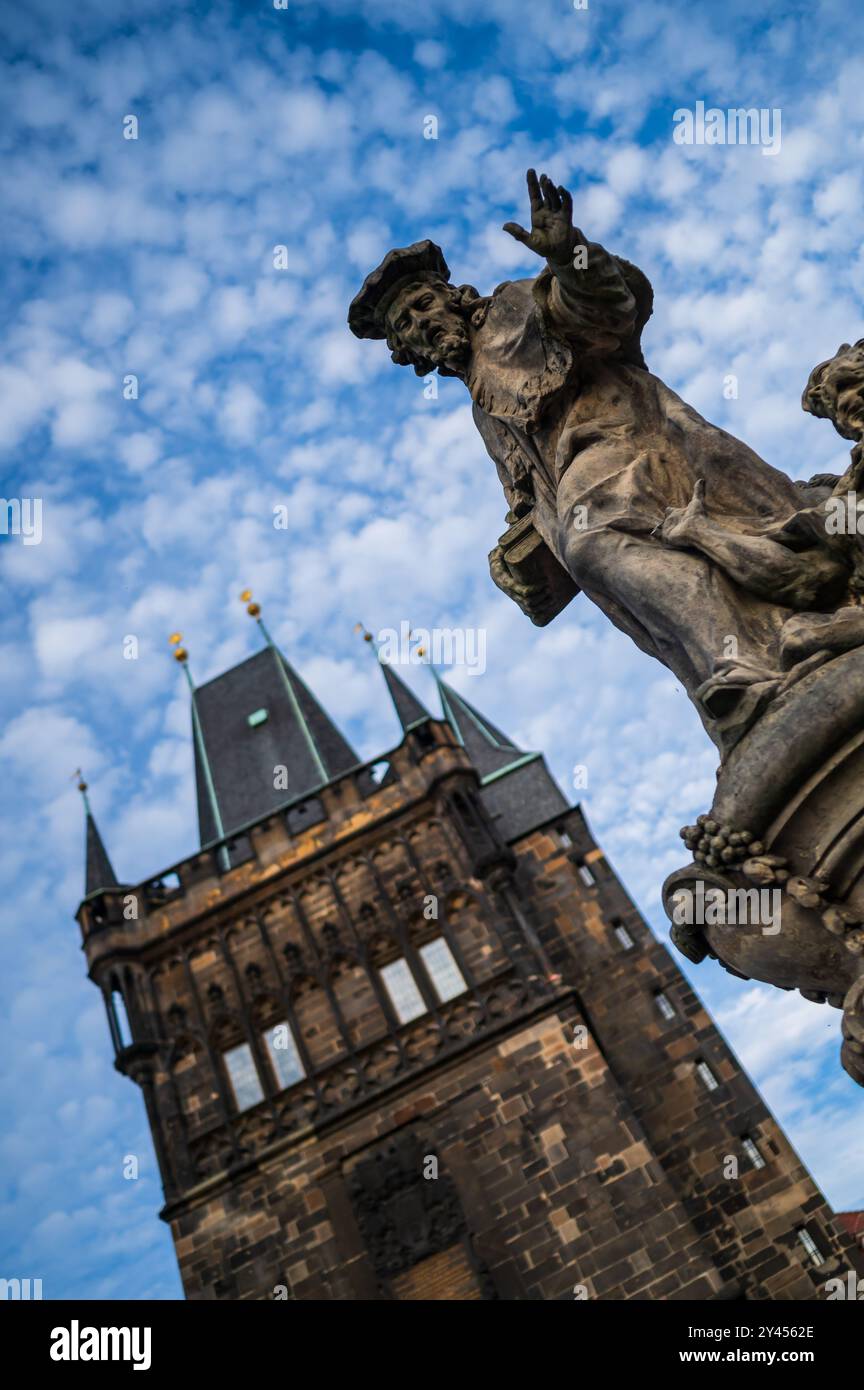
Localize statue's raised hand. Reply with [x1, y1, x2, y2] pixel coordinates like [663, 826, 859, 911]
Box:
[503, 169, 575, 268]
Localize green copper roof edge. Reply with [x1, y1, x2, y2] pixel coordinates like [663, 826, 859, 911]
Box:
[275, 648, 330, 786]
[259, 620, 330, 787]
[405, 715, 431, 731]
[480, 751, 542, 785]
[435, 676, 465, 747]
[379, 659, 432, 732]
[437, 676, 517, 753]
[173, 658, 228, 872]
[459, 693, 506, 749]
[78, 883, 132, 908]
[81, 879, 119, 898]
[187, 660, 226, 848]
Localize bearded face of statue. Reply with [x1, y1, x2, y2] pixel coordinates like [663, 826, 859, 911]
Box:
[384, 278, 472, 375]
[803, 340, 864, 442]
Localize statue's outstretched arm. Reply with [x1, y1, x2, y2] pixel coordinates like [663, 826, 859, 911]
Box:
[503, 168, 638, 352]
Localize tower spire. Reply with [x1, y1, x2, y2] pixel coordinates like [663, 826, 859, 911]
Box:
[171, 633, 227, 856]
[182, 593, 359, 850]
[355, 623, 432, 733]
[242, 591, 331, 785]
[433, 671, 532, 781]
[76, 772, 118, 897]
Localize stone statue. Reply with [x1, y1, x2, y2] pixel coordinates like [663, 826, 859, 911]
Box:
[349, 170, 864, 1087]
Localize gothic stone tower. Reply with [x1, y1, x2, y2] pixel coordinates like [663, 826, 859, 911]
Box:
[75, 620, 861, 1301]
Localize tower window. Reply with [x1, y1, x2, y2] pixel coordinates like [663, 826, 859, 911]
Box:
[613, 921, 634, 950]
[223, 1042, 264, 1111]
[576, 861, 596, 887]
[654, 990, 676, 1021]
[419, 938, 466, 1003]
[380, 959, 427, 1024]
[558, 829, 573, 848]
[263, 1022, 305, 1091]
[247, 708, 269, 728]
[796, 1226, 825, 1267]
[110, 988, 132, 1049]
[741, 1135, 766, 1171]
[695, 1060, 719, 1092]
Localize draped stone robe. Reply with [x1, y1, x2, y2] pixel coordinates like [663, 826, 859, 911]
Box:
[467, 247, 813, 751]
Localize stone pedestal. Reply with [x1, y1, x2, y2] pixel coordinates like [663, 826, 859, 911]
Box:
[663, 646, 864, 1086]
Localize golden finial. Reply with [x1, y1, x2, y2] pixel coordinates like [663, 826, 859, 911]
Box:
[354, 622, 374, 644]
[73, 768, 87, 793]
[239, 588, 260, 618]
[405, 627, 425, 659]
[169, 632, 188, 663]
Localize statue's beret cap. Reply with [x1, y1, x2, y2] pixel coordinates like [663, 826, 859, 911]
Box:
[348, 240, 451, 339]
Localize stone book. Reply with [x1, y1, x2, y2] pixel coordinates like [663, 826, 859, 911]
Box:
[494, 512, 580, 626]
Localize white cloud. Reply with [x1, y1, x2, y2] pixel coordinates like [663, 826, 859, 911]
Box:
[216, 381, 263, 444]
[34, 615, 112, 681]
[0, 364, 43, 448]
[0, 707, 104, 793]
[118, 430, 162, 473]
[52, 397, 115, 448]
[413, 40, 447, 70]
[82, 293, 135, 345]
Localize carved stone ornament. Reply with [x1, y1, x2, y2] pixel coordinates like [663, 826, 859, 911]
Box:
[347, 1132, 466, 1282]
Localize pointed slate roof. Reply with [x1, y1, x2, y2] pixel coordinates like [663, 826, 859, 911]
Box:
[434, 673, 569, 839]
[191, 644, 360, 845]
[81, 793, 118, 897]
[435, 674, 532, 781]
[379, 659, 432, 733]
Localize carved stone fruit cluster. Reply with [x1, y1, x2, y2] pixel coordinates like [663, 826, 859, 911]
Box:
[680, 816, 763, 869]
[784, 874, 864, 957]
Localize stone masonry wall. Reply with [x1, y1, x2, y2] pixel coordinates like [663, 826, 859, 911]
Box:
[513, 808, 862, 1299]
[171, 999, 730, 1300]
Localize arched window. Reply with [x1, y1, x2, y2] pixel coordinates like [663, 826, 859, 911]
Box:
[380, 938, 467, 1024]
[262, 1021, 305, 1091]
[106, 980, 132, 1051]
[223, 1042, 264, 1112]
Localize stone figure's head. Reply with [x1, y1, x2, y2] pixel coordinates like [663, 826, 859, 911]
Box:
[349, 240, 481, 376]
[802, 339, 864, 441]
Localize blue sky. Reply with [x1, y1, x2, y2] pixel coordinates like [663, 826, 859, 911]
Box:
[1, 0, 863, 1301]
